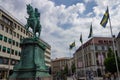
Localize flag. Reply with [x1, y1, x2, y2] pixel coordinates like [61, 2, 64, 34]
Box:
[100, 7, 109, 28]
[80, 34, 83, 43]
[88, 24, 93, 38]
[69, 41, 75, 49]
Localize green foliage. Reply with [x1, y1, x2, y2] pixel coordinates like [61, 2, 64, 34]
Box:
[104, 57, 116, 73]
[107, 48, 114, 57]
[104, 48, 120, 73]
[71, 63, 76, 74]
[63, 64, 68, 75]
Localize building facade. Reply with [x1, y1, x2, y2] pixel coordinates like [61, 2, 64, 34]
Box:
[74, 37, 114, 79]
[51, 57, 70, 77]
[0, 6, 51, 79]
[116, 32, 120, 57]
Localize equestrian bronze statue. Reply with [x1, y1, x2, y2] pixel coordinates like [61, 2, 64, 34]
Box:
[25, 4, 41, 38]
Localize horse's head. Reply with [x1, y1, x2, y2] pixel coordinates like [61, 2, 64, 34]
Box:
[26, 4, 33, 15]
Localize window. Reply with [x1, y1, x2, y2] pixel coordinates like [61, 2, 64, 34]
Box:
[2, 15, 13, 26]
[18, 26, 20, 30]
[23, 30, 25, 34]
[102, 46, 105, 50]
[7, 48, 10, 53]
[9, 29, 12, 35]
[3, 58, 8, 64]
[13, 40, 15, 45]
[2, 46, 6, 52]
[104, 40, 108, 44]
[13, 23, 16, 28]
[0, 57, 3, 64]
[16, 42, 18, 47]
[98, 40, 103, 44]
[1, 24, 4, 30]
[14, 32, 16, 37]
[95, 46, 98, 50]
[109, 41, 112, 44]
[21, 28, 23, 32]
[15, 50, 18, 55]
[0, 45, 1, 51]
[4, 36, 7, 42]
[5, 27, 8, 33]
[8, 38, 12, 44]
[11, 49, 14, 54]
[0, 34, 3, 40]
[17, 33, 19, 38]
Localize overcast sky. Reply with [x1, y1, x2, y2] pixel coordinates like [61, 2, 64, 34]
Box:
[0, 0, 120, 59]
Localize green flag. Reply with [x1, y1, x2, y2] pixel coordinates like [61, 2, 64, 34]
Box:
[69, 41, 75, 49]
[88, 24, 93, 38]
[100, 7, 109, 28]
[80, 34, 83, 43]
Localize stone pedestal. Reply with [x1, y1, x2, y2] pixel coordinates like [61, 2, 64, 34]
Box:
[9, 38, 50, 80]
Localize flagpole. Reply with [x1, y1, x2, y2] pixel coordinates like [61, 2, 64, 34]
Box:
[92, 34, 98, 79]
[74, 42, 78, 77]
[89, 22, 98, 79]
[90, 22, 98, 79]
[81, 41, 86, 80]
[69, 49, 72, 76]
[108, 7, 120, 80]
[92, 36, 99, 78]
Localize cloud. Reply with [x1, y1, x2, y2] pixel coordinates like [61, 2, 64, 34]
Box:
[0, 0, 120, 59]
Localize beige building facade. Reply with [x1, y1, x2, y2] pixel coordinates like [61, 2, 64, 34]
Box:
[0, 6, 51, 79]
[74, 37, 114, 79]
[51, 57, 70, 77]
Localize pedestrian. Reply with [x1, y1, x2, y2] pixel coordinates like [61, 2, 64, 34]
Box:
[110, 74, 114, 80]
[72, 73, 76, 80]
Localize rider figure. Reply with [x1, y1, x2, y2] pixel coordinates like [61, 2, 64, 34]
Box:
[25, 4, 41, 38]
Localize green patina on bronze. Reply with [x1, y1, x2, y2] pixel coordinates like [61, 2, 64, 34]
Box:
[25, 4, 41, 38]
[10, 4, 50, 79]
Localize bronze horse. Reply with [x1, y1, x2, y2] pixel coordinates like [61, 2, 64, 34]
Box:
[25, 4, 41, 38]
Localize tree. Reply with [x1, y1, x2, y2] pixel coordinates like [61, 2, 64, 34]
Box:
[107, 47, 114, 57]
[63, 64, 68, 75]
[104, 48, 120, 73]
[71, 63, 76, 74]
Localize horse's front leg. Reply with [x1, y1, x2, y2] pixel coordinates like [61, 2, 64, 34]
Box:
[33, 23, 36, 38]
[25, 24, 29, 33]
[38, 26, 41, 37]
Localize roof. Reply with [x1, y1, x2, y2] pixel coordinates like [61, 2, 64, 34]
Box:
[0, 5, 25, 27]
[75, 36, 113, 53]
[52, 57, 70, 62]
